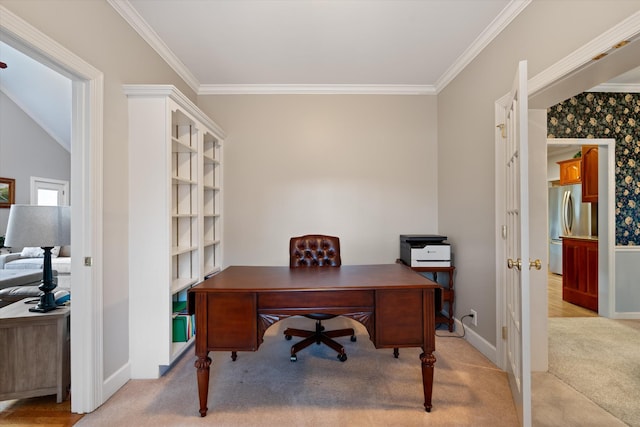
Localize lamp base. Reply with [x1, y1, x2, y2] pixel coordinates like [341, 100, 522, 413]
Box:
[29, 291, 58, 313]
[29, 247, 58, 313]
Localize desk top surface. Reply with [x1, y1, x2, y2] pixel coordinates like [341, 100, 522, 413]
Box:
[192, 264, 438, 293]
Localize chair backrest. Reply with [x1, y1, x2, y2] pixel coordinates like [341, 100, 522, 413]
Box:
[289, 234, 341, 267]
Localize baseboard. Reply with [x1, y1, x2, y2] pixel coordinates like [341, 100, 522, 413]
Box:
[454, 317, 498, 366]
[612, 311, 640, 319]
[102, 362, 130, 404]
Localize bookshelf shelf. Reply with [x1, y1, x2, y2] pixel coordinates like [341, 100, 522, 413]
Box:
[126, 85, 225, 378]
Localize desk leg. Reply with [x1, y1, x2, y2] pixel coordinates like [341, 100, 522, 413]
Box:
[195, 352, 212, 417]
[420, 351, 436, 412]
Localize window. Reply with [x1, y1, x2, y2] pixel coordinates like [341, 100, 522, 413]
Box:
[30, 176, 69, 206]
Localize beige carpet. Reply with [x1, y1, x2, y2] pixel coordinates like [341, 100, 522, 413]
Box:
[77, 317, 518, 427]
[548, 317, 640, 426]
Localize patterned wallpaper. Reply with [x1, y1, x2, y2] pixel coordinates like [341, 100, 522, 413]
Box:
[547, 92, 640, 246]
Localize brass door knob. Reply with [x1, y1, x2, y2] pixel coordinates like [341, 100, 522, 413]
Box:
[507, 258, 522, 270]
[529, 259, 542, 270]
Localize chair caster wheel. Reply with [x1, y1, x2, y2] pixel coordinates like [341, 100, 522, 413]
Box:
[290, 355, 297, 362]
[285, 335, 292, 340]
[350, 335, 357, 342]
[337, 353, 347, 362]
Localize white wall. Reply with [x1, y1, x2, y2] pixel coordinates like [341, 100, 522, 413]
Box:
[0, 91, 70, 234]
[198, 95, 439, 266]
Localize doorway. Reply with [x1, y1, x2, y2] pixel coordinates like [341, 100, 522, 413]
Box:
[545, 138, 615, 318]
[1, 6, 104, 413]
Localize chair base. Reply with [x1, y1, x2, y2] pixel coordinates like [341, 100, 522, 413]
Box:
[284, 320, 356, 362]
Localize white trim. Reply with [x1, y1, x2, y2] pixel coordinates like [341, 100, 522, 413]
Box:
[589, 83, 640, 93]
[528, 11, 640, 99]
[0, 5, 105, 413]
[122, 84, 226, 138]
[615, 246, 640, 251]
[435, 0, 532, 91]
[454, 317, 498, 365]
[198, 84, 435, 96]
[106, 0, 200, 93]
[612, 312, 640, 319]
[494, 95, 509, 371]
[102, 362, 130, 401]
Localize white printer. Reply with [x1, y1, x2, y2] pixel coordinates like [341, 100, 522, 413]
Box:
[400, 235, 451, 267]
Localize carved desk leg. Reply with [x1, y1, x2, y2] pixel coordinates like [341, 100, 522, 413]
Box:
[195, 352, 212, 417]
[420, 351, 436, 412]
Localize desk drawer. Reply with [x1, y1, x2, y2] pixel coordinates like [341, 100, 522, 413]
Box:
[206, 293, 257, 351]
[375, 289, 424, 347]
[259, 290, 373, 310]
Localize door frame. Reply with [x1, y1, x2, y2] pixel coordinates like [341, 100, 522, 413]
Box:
[0, 6, 105, 413]
[495, 11, 640, 371]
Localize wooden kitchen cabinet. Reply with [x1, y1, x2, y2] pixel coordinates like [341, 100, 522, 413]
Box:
[557, 157, 582, 185]
[562, 237, 598, 312]
[581, 145, 598, 202]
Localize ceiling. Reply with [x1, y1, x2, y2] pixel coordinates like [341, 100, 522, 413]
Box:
[2, 0, 640, 153]
[111, 0, 525, 94]
[0, 41, 72, 151]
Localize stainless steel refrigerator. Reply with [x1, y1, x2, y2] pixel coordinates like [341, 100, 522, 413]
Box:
[548, 184, 592, 275]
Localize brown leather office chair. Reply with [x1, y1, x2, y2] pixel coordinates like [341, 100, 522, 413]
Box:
[284, 234, 356, 362]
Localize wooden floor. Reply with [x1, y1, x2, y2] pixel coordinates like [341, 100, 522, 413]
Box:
[0, 273, 596, 425]
[547, 272, 598, 318]
[0, 394, 83, 426]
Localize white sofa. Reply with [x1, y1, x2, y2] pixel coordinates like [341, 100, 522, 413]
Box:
[0, 245, 71, 275]
[0, 246, 70, 308]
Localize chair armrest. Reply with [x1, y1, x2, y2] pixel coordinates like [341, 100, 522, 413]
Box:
[0, 253, 21, 269]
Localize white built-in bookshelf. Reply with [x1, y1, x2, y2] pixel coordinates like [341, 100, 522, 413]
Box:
[125, 85, 225, 378]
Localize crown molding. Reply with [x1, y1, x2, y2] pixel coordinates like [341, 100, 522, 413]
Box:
[435, 0, 532, 92]
[588, 83, 640, 93]
[123, 84, 226, 137]
[198, 84, 436, 95]
[529, 10, 640, 98]
[107, 0, 200, 93]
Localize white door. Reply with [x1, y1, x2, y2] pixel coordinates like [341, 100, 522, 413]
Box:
[504, 60, 532, 427]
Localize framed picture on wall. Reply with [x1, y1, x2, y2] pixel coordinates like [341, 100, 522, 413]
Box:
[0, 177, 15, 208]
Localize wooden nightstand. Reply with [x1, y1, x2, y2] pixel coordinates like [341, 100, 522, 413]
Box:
[0, 301, 70, 402]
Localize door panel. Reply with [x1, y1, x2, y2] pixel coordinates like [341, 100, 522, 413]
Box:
[504, 60, 531, 427]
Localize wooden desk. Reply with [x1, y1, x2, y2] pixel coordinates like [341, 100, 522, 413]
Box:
[397, 261, 456, 332]
[188, 264, 438, 417]
[0, 301, 70, 402]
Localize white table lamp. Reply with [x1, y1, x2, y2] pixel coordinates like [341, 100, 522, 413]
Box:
[4, 205, 70, 312]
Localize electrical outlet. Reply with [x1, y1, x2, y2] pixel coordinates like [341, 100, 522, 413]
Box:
[470, 309, 478, 326]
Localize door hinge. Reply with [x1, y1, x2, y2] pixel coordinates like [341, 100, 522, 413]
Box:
[84, 257, 93, 267]
[502, 326, 507, 340]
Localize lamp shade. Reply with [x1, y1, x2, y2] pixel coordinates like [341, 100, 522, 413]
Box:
[4, 205, 70, 248]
